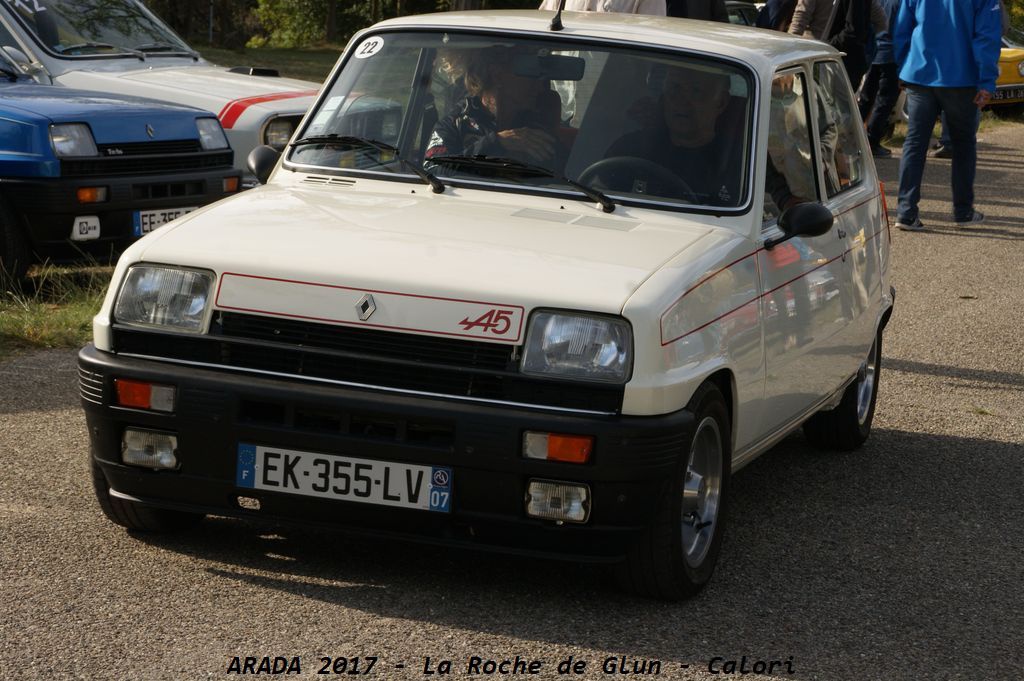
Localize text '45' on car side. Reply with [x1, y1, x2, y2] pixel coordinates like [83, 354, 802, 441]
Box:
[79, 11, 894, 600]
[0, 49, 240, 280]
[0, 0, 319, 185]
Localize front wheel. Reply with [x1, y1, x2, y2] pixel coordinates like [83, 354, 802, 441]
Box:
[803, 333, 881, 451]
[617, 381, 731, 600]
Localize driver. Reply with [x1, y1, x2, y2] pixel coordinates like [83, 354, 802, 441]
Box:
[425, 47, 565, 170]
[605, 64, 743, 205]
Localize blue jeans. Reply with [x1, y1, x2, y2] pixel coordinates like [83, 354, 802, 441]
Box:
[898, 86, 978, 223]
[938, 109, 981, 147]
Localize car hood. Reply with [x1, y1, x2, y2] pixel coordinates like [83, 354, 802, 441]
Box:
[135, 182, 716, 325]
[56, 65, 319, 119]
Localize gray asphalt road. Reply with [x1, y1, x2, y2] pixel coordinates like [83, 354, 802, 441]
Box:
[2, 125, 1023, 681]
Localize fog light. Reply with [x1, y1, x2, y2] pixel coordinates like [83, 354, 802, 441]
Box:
[525, 479, 590, 523]
[114, 378, 175, 412]
[523, 432, 593, 463]
[122, 429, 178, 469]
[223, 176, 240, 193]
[76, 186, 108, 203]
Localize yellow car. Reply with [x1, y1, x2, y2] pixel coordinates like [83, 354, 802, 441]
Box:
[991, 27, 1024, 110]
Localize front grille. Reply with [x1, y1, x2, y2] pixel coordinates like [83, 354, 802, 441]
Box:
[111, 313, 624, 413]
[79, 367, 104, 405]
[62, 151, 233, 177]
[98, 140, 201, 156]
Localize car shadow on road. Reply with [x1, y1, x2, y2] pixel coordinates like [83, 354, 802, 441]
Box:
[132, 428, 1024, 679]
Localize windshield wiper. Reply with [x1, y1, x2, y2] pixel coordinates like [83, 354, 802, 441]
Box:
[427, 155, 615, 213]
[290, 135, 444, 194]
[57, 42, 144, 58]
[133, 42, 198, 58]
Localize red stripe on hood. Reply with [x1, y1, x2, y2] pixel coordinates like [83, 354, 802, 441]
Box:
[217, 90, 319, 129]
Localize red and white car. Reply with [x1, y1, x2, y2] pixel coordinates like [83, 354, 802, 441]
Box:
[0, 0, 319, 183]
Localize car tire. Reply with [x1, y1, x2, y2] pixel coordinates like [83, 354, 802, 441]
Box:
[0, 199, 31, 284]
[616, 381, 731, 601]
[91, 457, 203, 532]
[803, 333, 881, 451]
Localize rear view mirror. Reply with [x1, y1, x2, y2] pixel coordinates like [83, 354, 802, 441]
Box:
[765, 202, 834, 249]
[512, 54, 585, 81]
[247, 145, 280, 185]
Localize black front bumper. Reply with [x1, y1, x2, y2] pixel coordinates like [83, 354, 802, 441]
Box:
[79, 344, 694, 562]
[2, 167, 239, 261]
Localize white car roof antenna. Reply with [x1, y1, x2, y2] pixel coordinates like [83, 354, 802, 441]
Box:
[550, 0, 568, 31]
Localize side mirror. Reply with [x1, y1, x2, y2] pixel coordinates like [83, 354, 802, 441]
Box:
[765, 202, 834, 249]
[247, 145, 280, 185]
[2, 46, 50, 83]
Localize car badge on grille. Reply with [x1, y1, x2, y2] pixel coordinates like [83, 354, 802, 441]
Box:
[145, 124, 156, 139]
[355, 294, 376, 321]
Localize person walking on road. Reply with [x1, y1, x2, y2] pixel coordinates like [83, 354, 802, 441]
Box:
[893, 0, 1002, 231]
[858, 0, 899, 157]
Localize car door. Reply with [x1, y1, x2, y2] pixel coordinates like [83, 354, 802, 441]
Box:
[810, 60, 883, 377]
[757, 67, 851, 434]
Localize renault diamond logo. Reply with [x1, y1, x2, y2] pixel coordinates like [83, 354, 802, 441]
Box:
[355, 294, 376, 321]
[145, 124, 155, 138]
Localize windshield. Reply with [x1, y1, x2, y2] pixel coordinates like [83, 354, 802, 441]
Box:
[1006, 26, 1024, 49]
[3, 0, 190, 57]
[289, 31, 755, 211]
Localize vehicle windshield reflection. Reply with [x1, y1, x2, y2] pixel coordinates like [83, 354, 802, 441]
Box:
[287, 31, 755, 212]
[5, 0, 191, 58]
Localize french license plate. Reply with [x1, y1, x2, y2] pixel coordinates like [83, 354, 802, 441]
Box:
[992, 86, 1024, 101]
[235, 443, 452, 513]
[132, 206, 197, 236]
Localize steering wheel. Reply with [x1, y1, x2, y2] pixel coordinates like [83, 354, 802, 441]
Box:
[577, 156, 698, 204]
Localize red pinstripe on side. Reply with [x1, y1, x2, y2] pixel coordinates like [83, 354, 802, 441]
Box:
[217, 90, 319, 129]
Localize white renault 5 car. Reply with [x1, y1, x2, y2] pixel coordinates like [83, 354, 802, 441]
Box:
[0, 0, 318, 183]
[80, 10, 894, 600]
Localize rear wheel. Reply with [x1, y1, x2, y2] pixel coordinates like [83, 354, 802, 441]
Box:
[617, 381, 731, 600]
[803, 333, 881, 451]
[91, 457, 203, 532]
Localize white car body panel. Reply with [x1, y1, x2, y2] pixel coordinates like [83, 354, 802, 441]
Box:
[92, 11, 894, 470]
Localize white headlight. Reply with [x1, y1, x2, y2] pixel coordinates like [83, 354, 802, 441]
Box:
[113, 265, 214, 333]
[1017, 61, 1024, 78]
[520, 311, 632, 383]
[263, 118, 295, 150]
[197, 117, 229, 150]
[50, 123, 97, 157]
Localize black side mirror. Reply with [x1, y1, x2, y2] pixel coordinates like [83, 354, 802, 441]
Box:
[247, 145, 280, 185]
[765, 202, 834, 249]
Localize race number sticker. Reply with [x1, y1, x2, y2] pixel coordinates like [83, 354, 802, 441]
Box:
[71, 215, 100, 241]
[354, 36, 384, 59]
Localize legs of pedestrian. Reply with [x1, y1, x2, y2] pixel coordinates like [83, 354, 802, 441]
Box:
[858, 64, 881, 121]
[897, 85, 940, 230]
[864, 62, 899, 157]
[936, 87, 983, 224]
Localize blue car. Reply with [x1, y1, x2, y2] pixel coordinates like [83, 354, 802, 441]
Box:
[0, 50, 240, 280]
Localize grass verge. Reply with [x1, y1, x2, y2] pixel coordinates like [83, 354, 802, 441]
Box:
[0, 265, 112, 361]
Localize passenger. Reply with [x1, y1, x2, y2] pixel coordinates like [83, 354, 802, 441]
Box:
[425, 47, 565, 170]
[605, 65, 744, 205]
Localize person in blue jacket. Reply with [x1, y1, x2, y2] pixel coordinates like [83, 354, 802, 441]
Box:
[893, 0, 1002, 230]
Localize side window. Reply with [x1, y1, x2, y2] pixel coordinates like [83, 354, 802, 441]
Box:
[763, 70, 817, 225]
[813, 60, 866, 198]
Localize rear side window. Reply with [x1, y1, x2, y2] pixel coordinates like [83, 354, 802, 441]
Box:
[813, 61, 866, 198]
[763, 70, 817, 224]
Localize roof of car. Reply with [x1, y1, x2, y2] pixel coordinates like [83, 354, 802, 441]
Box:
[371, 10, 839, 71]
